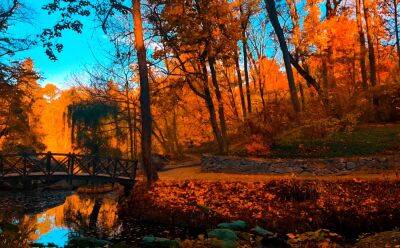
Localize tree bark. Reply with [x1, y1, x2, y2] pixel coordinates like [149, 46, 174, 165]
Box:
[246, 46, 266, 113]
[130, 0, 158, 183]
[264, 0, 301, 113]
[323, 0, 341, 89]
[394, 0, 400, 68]
[235, 50, 247, 119]
[242, 34, 252, 114]
[290, 55, 332, 112]
[356, 0, 368, 90]
[209, 57, 228, 154]
[124, 82, 135, 161]
[89, 198, 102, 228]
[239, 4, 252, 115]
[201, 61, 224, 154]
[299, 82, 305, 110]
[362, 0, 377, 87]
[222, 68, 240, 120]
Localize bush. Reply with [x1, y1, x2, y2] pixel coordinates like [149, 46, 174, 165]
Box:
[244, 135, 270, 156]
[371, 83, 400, 122]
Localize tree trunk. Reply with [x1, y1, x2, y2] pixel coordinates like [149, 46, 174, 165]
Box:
[363, 0, 377, 87]
[89, 198, 102, 228]
[133, 105, 138, 157]
[171, 108, 181, 157]
[222, 68, 240, 120]
[322, 56, 329, 90]
[356, 0, 368, 90]
[235, 50, 247, 119]
[130, 0, 158, 184]
[124, 82, 135, 160]
[242, 34, 252, 114]
[209, 57, 228, 154]
[299, 82, 305, 110]
[264, 0, 301, 113]
[394, 0, 400, 68]
[201, 61, 224, 154]
[246, 45, 267, 113]
[325, 40, 336, 88]
[290, 56, 332, 112]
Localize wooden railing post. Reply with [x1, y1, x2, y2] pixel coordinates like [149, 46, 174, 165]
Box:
[91, 155, 98, 182]
[22, 154, 29, 189]
[68, 153, 74, 185]
[46, 151, 52, 184]
[23, 154, 27, 177]
[94, 156, 97, 175]
[113, 158, 118, 180]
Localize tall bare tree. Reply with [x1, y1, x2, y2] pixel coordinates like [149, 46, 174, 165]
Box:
[41, 0, 158, 183]
[356, 0, 368, 90]
[264, 0, 301, 113]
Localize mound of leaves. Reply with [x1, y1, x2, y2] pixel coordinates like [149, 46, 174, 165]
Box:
[120, 179, 400, 240]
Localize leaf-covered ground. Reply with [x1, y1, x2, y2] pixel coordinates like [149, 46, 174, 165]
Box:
[121, 178, 400, 242]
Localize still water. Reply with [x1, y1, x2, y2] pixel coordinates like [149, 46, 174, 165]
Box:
[0, 189, 122, 247]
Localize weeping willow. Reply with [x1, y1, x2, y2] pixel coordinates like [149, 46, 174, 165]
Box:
[67, 101, 123, 156]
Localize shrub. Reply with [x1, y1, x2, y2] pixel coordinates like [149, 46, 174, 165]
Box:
[244, 135, 270, 156]
[371, 83, 400, 122]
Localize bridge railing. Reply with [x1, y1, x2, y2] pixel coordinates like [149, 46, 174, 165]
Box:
[0, 152, 138, 183]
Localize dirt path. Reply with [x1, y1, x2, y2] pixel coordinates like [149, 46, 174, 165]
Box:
[158, 165, 400, 181]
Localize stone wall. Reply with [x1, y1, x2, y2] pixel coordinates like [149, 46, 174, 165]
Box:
[201, 154, 400, 175]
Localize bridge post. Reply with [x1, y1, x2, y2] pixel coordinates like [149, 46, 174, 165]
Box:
[22, 154, 31, 189]
[113, 158, 118, 185]
[91, 155, 98, 183]
[45, 151, 52, 184]
[67, 153, 74, 185]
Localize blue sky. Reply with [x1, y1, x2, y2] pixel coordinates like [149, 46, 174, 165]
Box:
[9, 0, 113, 89]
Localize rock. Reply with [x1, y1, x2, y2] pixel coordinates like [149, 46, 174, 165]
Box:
[238, 232, 252, 241]
[346, 162, 357, 170]
[201, 154, 398, 175]
[353, 231, 400, 248]
[250, 226, 275, 237]
[142, 235, 179, 248]
[217, 220, 247, 231]
[287, 229, 344, 248]
[210, 238, 237, 248]
[208, 228, 238, 242]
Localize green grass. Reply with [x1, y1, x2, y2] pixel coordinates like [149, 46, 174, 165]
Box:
[271, 124, 400, 158]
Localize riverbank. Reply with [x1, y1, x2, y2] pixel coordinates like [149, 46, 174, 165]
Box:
[121, 176, 400, 246]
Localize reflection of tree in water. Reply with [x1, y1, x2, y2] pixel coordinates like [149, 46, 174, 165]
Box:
[0, 192, 120, 247]
[0, 209, 36, 248]
[63, 194, 120, 239]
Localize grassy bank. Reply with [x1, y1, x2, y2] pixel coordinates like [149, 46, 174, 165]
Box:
[271, 124, 400, 158]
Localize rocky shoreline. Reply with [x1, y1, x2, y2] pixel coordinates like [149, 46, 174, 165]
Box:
[201, 154, 400, 175]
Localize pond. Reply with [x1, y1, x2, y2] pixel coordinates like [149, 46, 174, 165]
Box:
[0, 187, 196, 247]
[0, 188, 125, 247]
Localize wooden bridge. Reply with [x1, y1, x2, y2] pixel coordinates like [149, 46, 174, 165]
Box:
[0, 152, 138, 189]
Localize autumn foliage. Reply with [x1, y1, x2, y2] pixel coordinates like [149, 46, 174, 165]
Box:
[122, 178, 400, 239]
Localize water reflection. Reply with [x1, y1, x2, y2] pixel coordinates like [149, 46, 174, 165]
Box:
[0, 190, 121, 247]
